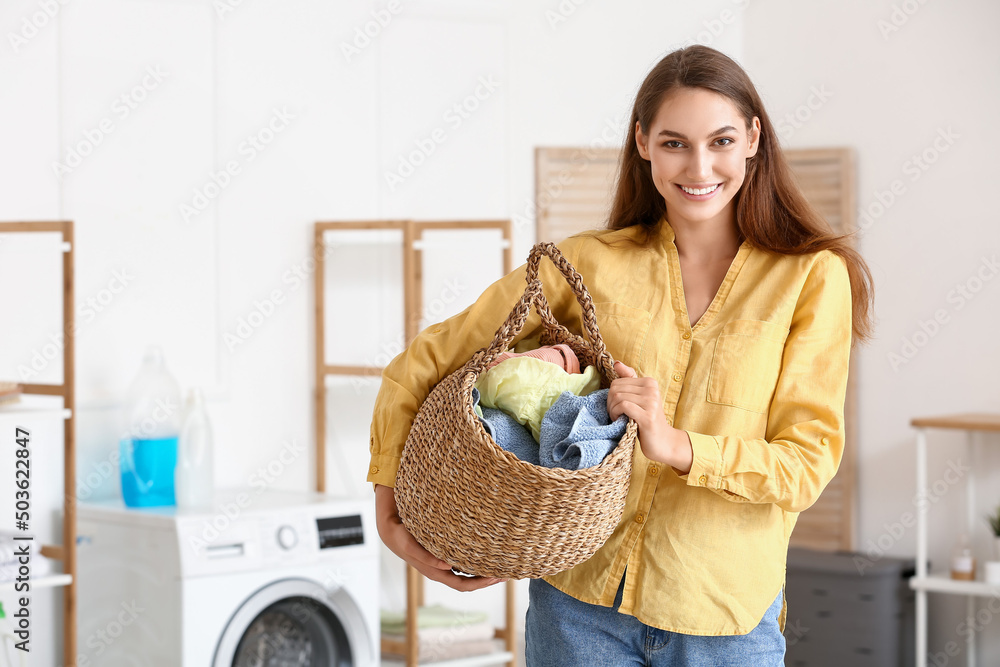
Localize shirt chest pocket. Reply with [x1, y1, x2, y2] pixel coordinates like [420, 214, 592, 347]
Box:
[707, 319, 790, 414]
[592, 302, 652, 367]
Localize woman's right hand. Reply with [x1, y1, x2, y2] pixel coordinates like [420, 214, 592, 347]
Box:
[374, 483, 507, 592]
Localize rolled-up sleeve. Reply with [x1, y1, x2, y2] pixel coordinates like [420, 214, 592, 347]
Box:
[367, 241, 585, 488]
[681, 252, 854, 513]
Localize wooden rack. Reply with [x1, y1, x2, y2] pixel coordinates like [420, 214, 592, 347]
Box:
[312, 219, 516, 666]
[0, 221, 77, 665]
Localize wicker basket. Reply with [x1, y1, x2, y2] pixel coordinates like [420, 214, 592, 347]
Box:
[394, 242, 637, 579]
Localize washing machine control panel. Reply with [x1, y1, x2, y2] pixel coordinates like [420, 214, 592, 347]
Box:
[316, 514, 364, 549]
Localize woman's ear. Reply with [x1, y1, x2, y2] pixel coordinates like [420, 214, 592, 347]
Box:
[635, 120, 651, 161]
[746, 116, 762, 159]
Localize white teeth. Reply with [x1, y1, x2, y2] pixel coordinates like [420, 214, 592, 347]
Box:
[680, 184, 719, 195]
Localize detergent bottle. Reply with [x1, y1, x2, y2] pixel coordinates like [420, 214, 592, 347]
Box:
[175, 387, 215, 510]
[119, 345, 183, 507]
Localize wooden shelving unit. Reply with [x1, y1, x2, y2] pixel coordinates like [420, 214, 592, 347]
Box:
[0, 221, 77, 665]
[909, 413, 1000, 667]
[313, 219, 516, 667]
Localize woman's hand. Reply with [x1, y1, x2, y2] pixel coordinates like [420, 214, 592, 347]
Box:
[608, 361, 693, 474]
[374, 484, 507, 592]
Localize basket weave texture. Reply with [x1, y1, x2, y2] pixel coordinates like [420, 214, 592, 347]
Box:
[394, 242, 637, 579]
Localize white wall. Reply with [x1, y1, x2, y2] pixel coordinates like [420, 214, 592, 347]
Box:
[743, 0, 1000, 664]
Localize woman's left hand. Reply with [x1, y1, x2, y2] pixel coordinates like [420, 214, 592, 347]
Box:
[608, 361, 693, 474]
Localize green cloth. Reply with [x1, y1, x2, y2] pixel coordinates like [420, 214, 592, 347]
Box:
[381, 604, 489, 635]
[474, 357, 600, 442]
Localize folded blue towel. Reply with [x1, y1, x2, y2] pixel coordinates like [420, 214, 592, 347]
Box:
[539, 389, 627, 470]
[472, 387, 540, 465]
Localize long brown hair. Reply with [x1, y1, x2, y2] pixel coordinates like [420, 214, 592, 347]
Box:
[606, 45, 875, 345]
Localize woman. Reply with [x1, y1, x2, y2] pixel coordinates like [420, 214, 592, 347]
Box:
[369, 44, 874, 666]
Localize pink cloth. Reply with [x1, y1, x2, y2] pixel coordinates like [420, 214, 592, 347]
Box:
[487, 343, 581, 374]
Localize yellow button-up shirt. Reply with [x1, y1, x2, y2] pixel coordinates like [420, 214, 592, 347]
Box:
[367, 215, 853, 636]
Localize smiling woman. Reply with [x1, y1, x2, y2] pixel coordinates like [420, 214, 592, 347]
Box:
[368, 44, 876, 667]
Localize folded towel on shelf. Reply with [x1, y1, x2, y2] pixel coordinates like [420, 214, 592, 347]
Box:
[382, 638, 503, 663]
[381, 619, 495, 644]
[380, 604, 489, 637]
[538, 389, 628, 470]
[472, 388, 540, 465]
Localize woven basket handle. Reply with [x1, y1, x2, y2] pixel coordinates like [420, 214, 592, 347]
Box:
[468, 242, 617, 380]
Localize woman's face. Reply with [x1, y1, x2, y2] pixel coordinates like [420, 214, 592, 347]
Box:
[636, 87, 760, 232]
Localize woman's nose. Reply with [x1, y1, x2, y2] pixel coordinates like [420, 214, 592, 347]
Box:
[686, 148, 713, 181]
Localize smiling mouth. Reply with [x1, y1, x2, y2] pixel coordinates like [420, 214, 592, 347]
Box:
[678, 184, 721, 195]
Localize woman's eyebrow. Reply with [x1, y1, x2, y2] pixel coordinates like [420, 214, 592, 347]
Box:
[657, 125, 738, 139]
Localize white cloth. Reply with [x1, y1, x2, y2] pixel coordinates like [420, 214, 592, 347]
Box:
[382, 637, 503, 663]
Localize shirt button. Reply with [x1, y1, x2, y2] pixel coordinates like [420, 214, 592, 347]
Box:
[682, 331, 691, 340]
[698, 474, 708, 486]
[370, 465, 379, 475]
[672, 372, 683, 382]
[635, 514, 645, 524]
[821, 437, 830, 445]
[648, 465, 659, 477]
[432, 327, 442, 334]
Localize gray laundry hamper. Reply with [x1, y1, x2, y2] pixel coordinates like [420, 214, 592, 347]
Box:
[783, 547, 916, 667]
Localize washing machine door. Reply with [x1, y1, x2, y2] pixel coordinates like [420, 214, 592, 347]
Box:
[213, 578, 374, 667]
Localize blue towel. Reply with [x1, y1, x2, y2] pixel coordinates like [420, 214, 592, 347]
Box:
[539, 389, 627, 470]
[471, 387, 540, 465]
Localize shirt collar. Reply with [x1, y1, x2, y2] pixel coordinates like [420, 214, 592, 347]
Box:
[656, 214, 675, 246]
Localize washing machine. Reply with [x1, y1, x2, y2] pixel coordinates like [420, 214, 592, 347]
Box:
[76, 489, 379, 666]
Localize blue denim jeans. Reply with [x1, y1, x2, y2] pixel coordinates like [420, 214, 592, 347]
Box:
[525, 575, 785, 666]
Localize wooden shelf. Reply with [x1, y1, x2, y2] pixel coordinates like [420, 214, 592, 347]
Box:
[0, 573, 73, 594]
[314, 220, 516, 667]
[0, 221, 77, 665]
[910, 413, 1000, 432]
